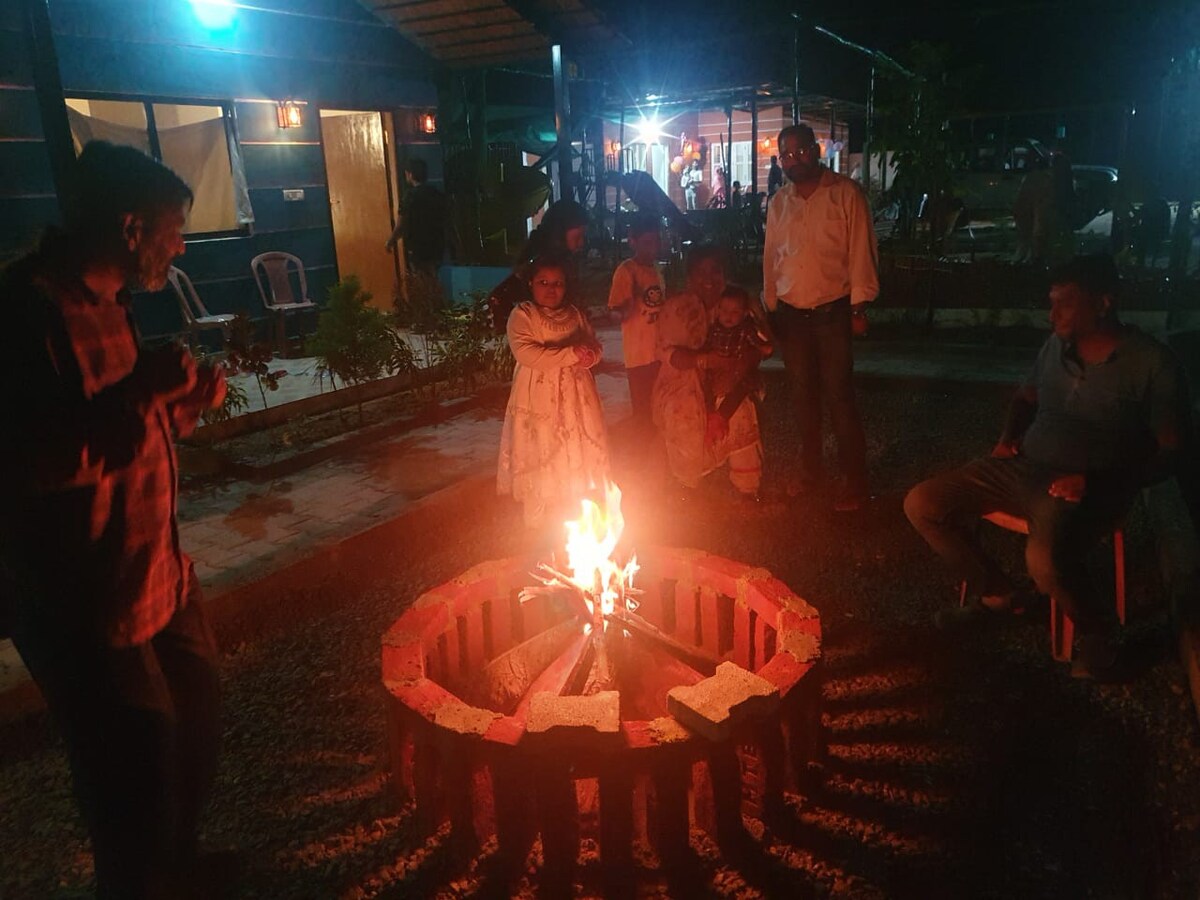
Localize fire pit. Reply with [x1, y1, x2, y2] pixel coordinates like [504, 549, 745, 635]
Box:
[381, 493, 822, 886]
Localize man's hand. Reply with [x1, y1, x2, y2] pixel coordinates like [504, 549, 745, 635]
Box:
[850, 304, 869, 337]
[192, 364, 227, 411]
[136, 346, 197, 406]
[990, 440, 1020, 459]
[1048, 473, 1087, 503]
[384, 238, 395, 252]
[704, 412, 728, 446]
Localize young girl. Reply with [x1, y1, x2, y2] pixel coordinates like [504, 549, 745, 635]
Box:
[497, 253, 610, 528]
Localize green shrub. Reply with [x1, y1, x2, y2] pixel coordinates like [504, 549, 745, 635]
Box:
[307, 276, 416, 420]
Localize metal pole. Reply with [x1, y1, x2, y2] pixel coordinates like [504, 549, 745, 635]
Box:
[863, 64, 875, 191]
[792, 21, 801, 125]
[552, 44, 572, 202]
[750, 97, 759, 197]
[726, 104, 733, 205]
[22, 0, 75, 221]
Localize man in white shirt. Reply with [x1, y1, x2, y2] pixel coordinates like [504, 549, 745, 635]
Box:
[763, 124, 879, 511]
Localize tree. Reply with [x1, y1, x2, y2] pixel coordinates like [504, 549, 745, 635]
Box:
[874, 42, 973, 249]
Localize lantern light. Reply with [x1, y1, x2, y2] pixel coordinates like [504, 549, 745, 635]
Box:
[276, 101, 303, 129]
[419, 112, 437, 134]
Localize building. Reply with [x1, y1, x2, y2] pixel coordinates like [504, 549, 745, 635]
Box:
[1, 0, 438, 337]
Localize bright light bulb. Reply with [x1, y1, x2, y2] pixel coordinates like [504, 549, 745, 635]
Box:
[636, 117, 661, 143]
[189, 0, 237, 29]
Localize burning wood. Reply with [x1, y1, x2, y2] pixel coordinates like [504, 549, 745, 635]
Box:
[521, 481, 641, 635]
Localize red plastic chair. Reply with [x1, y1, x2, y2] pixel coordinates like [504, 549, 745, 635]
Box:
[959, 510, 1126, 662]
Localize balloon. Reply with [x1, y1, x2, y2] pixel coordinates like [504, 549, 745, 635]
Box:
[670, 159, 683, 174]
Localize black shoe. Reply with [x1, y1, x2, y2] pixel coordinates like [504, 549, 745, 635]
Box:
[934, 603, 989, 630]
[1070, 633, 1121, 681]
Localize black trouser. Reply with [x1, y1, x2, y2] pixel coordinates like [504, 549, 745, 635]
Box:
[626, 361, 661, 434]
[773, 299, 868, 492]
[12, 569, 221, 899]
[904, 457, 1132, 634]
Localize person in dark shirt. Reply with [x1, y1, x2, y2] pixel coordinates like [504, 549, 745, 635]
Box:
[904, 255, 1190, 678]
[767, 154, 784, 198]
[386, 158, 445, 277]
[1, 141, 228, 897]
[486, 199, 588, 335]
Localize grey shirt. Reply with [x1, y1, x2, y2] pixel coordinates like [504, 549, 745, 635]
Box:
[1020, 328, 1187, 474]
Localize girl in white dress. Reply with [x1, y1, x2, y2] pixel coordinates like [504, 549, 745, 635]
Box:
[497, 254, 610, 528]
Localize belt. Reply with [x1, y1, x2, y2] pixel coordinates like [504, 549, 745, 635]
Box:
[775, 296, 850, 318]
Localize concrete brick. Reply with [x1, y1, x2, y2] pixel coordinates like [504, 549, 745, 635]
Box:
[526, 690, 620, 737]
[667, 661, 780, 742]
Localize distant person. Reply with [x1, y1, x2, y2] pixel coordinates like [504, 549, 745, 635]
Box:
[708, 167, 729, 209]
[682, 160, 703, 211]
[1, 142, 228, 897]
[767, 155, 784, 198]
[730, 181, 743, 209]
[386, 158, 445, 278]
[763, 124, 878, 511]
[608, 211, 666, 432]
[487, 199, 588, 335]
[904, 255, 1190, 679]
[1134, 189, 1170, 268]
[498, 252, 608, 529]
[1014, 153, 1074, 264]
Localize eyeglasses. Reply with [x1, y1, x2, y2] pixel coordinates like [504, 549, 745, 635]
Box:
[780, 145, 818, 160]
[534, 279, 565, 289]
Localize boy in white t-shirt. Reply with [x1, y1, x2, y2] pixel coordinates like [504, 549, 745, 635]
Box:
[607, 211, 666, 431]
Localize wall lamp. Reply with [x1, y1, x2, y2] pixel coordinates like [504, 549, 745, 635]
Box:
[418, 112, 437, 134]
[276, 101, 303, 129]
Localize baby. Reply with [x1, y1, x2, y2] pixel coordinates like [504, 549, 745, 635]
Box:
[703, 285, 772, 416]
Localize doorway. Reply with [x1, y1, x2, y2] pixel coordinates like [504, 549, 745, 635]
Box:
[319, 109, 399, 312]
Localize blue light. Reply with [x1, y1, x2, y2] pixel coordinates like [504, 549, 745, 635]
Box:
[189, 0, 237, 30]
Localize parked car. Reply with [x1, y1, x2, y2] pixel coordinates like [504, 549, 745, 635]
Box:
[955, 138, 1117, 230]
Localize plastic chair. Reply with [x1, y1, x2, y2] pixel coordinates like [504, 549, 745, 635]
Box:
[958, 510, 1127, 662]
[167, 266, 235, 347]
[250, 252, 316, 351]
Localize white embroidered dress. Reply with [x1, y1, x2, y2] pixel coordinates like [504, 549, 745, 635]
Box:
[497, 301, 609, 521]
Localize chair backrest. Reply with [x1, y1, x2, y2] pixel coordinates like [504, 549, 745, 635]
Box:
[251, 252, 308, 310]
[167, 266, 208, 326]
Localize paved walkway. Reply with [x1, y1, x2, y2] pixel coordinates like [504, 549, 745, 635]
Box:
[0, 326, 1039, 704]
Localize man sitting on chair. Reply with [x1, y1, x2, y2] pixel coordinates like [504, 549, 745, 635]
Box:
[903, 254, 1190, 678]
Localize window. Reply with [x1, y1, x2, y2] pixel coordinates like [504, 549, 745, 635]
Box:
[730, 141, 752, 188]
[65, 98, 252, 235]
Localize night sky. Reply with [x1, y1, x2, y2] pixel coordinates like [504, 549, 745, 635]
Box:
[591, 0, 1196, 112]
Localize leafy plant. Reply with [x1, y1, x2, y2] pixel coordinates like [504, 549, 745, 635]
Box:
[392, 268, 445, 334]
[224, 314, 284, 409]
[200, 375, 250, 426]
[874, 42, 972, 249]
[306, 276, 416, 422]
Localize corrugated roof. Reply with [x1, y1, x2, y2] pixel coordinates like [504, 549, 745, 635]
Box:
[359, 0, 620, 67]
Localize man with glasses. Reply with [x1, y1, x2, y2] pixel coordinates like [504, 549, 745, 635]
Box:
[763, 123, 879, 511]
[904, 255, 1190, 679]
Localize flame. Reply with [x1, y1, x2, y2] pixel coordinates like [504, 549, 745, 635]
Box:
[563, 481, 639, 622]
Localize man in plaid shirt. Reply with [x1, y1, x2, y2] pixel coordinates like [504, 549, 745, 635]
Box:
[1, 142, 228, 898]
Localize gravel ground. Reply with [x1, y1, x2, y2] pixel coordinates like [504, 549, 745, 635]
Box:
[2, 373, 1198, 899]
